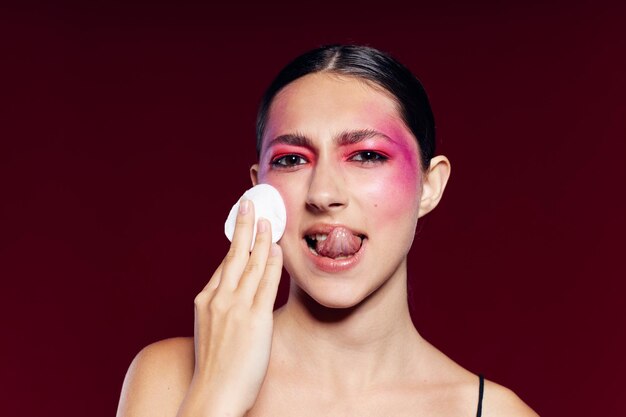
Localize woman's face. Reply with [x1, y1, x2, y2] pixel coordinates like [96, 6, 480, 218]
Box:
[253, 73, 423, 308]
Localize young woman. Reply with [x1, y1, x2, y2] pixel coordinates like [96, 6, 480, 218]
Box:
[117, 45, 538, 417]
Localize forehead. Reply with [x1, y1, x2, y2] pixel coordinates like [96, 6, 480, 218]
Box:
[263, 73, 417, 150]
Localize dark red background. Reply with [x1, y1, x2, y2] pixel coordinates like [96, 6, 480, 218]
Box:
[2, 1, 625, 416]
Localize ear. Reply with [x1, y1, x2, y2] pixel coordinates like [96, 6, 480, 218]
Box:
[250, 164, 259, 186]
[418, 155, 451, 218]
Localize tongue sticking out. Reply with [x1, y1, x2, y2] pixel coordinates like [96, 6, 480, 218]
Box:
[314, 227, 363, 258]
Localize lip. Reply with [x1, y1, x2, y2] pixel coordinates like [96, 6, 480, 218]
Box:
[301, 223, 367, 273]
[303, 223, 366, 238]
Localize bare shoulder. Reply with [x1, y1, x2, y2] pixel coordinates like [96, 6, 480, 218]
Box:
[482, 379, 539, 417]
[116, 337, 195, 417]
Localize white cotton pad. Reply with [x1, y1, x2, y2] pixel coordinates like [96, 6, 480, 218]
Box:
[224, 184, 287, 249]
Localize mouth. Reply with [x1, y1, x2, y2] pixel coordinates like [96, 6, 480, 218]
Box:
[303, 225, 366, 260]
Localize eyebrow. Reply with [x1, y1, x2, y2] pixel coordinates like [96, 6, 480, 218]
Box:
[267, 133, 314, 149]
[267, 129, 393, 149]
[337, 129, 393, 146]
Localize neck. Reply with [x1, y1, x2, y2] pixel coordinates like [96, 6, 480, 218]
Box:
[272, 262, 425, 390]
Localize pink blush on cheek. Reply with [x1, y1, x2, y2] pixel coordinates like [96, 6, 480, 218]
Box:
[354, 138, 422, 223]
[364, 163, 420, 216]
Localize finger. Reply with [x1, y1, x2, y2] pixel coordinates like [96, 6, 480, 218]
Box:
[253, 243, 283, 312]
[237, 218, 272, 301]
[219, 198, 255, 290]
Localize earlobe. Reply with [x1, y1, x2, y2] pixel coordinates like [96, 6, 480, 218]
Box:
[250, 164, 259, 186]
[418, 155, 451, 218]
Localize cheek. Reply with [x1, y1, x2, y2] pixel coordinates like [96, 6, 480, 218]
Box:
[361, 162, 421, 224]
[357, 125, 422, 220]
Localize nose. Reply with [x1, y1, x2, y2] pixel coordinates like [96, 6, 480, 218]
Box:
[305, 161, 348, 213]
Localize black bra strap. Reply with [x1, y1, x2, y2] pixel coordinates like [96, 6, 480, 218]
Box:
[476, 374, 485, 417]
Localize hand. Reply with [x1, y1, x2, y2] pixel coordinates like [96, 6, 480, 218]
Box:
[182, 199, 283, 417]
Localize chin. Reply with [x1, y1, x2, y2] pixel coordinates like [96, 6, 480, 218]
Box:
[311, 293, 364, 310]
[292, 275, 377, 311]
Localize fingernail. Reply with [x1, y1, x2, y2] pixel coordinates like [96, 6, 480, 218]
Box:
[257, 218, 268, 233]
[239, 199, 249, 214]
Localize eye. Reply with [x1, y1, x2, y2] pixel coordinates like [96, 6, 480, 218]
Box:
[271, 154, 308, 168]
[349, 151, 388, 164]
